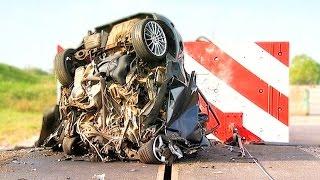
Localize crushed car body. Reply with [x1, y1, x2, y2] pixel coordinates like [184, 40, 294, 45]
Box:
[37, 13, 211, 164]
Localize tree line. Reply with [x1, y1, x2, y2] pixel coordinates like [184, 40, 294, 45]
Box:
[290, 55, 320, 85]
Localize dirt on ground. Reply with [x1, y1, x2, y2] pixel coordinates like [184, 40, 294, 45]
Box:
[0, 148, 58, 174]
[300, 146, 320, 158]
[0, 149, 29, 173]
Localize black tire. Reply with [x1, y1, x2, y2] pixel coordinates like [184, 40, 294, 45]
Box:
[131, 19, 168, 62]
[54, 49, 75, 86]
[138, 138, 161, 164]
[62, 136, 78, 155]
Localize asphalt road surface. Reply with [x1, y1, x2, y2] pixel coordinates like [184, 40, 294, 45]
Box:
[0, 148, 159, 180]
[1, 115, 319, 179]
[174, 144, 320, 180]
[1, 144, 320, 180]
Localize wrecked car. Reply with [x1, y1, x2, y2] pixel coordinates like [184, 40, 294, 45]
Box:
[37, 13, 210, 164]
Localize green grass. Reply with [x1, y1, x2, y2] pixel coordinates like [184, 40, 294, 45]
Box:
[0, 110, 42, 145]
[0, 63, 56, 146]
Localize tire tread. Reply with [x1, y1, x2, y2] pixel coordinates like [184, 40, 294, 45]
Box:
[138, 138, 161, 164]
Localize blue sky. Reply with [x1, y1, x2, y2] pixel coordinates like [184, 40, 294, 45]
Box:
[0, 0, 319, 71]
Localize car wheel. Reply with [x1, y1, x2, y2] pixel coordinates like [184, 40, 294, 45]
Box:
[138, 135, 168, 164]
[131, 19, 168, 61]
[54, 49, 75, 86]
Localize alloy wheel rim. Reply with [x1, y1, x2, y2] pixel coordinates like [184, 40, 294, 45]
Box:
[143, 21, 167, 56]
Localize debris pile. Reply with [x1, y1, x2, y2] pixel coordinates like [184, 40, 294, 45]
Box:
[39, 13, 210, 164]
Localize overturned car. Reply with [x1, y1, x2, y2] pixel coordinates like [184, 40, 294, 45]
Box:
[38, 13, 210, 164]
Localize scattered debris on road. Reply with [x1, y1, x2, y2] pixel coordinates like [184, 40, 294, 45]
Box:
[92, 173, 105, 180]
[300, 146, 320, 159]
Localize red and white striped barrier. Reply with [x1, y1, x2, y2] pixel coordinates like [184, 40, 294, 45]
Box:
[184, 39, 289, 143]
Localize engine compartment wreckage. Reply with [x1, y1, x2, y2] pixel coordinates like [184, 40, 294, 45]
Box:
[37, 13, 215, 164]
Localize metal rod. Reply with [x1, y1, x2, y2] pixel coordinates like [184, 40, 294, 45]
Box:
[100, 77, 106, 131]
[243, 146, 274, 180]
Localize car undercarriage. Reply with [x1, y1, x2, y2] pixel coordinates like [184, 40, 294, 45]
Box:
[37, 13, 210, 164]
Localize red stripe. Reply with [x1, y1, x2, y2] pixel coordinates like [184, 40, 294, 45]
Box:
[256, 42, 289, 67]
[185, 41, 288, 126]
[199, 97, 261, 143]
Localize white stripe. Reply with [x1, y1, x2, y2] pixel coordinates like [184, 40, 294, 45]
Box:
[184, 54, 289, 142]
[207, 38, 289, 96]
[206, 134, 221, 142]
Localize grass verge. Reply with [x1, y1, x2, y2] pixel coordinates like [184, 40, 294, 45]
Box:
[0, 109, 42, 146]
[0, 63, 56, 147]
